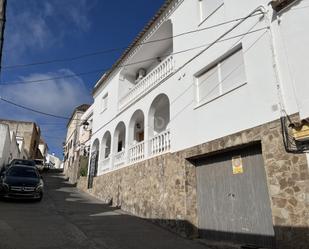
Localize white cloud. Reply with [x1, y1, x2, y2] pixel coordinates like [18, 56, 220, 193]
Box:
[4, 0, 96, 62]
[1, 69, 92, 117]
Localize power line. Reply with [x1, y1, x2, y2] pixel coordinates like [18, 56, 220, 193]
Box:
[84, 31, 267, 150]
[83, 11, 267, 145]
[0, 96, 71, 119]
[0, 26, 267, 123]
[0, 12, 266, 138]
[0, 96, 88, 123]
[0, 28, 266, 86]
[1, 13, 263, 71]
[61, 10, 267, 148]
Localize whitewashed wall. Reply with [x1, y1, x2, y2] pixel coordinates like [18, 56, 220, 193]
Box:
[9, 131, 21, 161]
[90, 0, 308, 173]
[0, 124, 11, 169]
[270, 0, 309, 119]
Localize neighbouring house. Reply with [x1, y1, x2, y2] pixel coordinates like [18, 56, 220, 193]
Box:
[0, 124, 25, 169]
[46, 153, 63, 169]
[0, 124, 12, 169]
[77, 105, 93, 179]
[38, 138, 48, 161]
[9, 131, 21, 161]
[0, 119, 41, 159]
[76, 0, 308, 248]
[63, 104, 90, 183]
[16, 136, 29, 159]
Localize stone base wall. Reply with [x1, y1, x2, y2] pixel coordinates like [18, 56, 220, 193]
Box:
[78, 153, 189, 235]
[66, 156, 80, 184]
[77, 118, 309, 249]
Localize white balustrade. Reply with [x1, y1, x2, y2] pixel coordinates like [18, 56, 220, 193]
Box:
[128, 141, 145, 163]
[114, 150, 126, 167]
[119, 55, 174, 111]
[150, 130, 171, 156]
[99, 157, 110, 173]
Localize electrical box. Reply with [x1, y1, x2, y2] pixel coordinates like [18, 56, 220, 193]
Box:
[292, 123, 309, 141]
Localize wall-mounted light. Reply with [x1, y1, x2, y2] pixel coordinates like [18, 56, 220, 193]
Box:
[82, 121, 89, 130]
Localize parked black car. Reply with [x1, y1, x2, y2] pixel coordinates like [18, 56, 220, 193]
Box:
[7, 159, 36, 168]
[0, 159, 36, 175]
[0, 165, 44, 201]
[34, 159, 45, 172]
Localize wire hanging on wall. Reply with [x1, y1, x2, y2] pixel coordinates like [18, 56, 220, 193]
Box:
[280, 115, 309, 154]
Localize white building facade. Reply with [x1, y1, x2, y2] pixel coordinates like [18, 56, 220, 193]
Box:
[80, 1, 309, 248]
[0, 124, 25, 169]
[46, 153, 63, 169]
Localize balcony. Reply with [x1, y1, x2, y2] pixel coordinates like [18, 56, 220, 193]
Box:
[99, 157, 110, 173]
[128, 141, 145, 163]
[150, 130, 171, 156]
[92, 93, 171, 175]
[95, 130, 171, 174]
[114, 150, 126, 167]
[119, 55, 174, 111]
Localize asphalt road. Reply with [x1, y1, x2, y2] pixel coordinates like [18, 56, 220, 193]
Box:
[0, 170, 208, 249]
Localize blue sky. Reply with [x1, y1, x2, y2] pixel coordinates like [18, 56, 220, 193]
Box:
[0, 0, 165, 158]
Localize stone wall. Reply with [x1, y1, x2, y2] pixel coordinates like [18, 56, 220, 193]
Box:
[78, 153, 188, 235]
[181, 118, 309, 249]
[77, 118, 309, 249]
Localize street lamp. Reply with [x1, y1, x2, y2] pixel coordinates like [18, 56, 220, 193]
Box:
[82, 121, 89, 130]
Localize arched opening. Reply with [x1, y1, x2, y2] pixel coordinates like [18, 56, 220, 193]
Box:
[101, 131, 111, 159]
[88, 138, 99, 188]
[148, 94, 170, 155]
[129, 109, 145, 145]
[113, 122, 126, 166]
[128, 110, 145, 162]
[113, 122, 126, 153]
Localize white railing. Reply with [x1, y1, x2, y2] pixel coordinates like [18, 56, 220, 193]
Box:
[114, 150, 126, 167]
[99, 157, 110, 173]
[129, 141, 145, 163]
[119, 55, 174, 111]
[150, 130, 171, 156]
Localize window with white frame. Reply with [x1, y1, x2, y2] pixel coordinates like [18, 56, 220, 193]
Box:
[197, 48, 246, 104]
[198, 0, 224, 22]
[101, 93, 108, 112]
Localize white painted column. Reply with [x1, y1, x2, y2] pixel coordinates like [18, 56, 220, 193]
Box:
[144, 116, 150, 158]
[125, 127, 130, 164]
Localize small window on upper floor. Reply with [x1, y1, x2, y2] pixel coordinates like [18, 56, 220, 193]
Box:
[196, 48, 247, 105]
[101, 93, 108, 112]
[198, 0, 224, 22]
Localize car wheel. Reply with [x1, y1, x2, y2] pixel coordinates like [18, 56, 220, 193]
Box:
[36, 192, 43, 202]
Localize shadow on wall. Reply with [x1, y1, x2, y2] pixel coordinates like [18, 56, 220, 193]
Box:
[20, 170, 307, 249]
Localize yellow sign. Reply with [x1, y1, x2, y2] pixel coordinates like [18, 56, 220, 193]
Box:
[232, 156, 243, 174]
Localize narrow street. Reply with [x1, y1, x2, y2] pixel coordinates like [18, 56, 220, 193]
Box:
[0, 170, 207, 249]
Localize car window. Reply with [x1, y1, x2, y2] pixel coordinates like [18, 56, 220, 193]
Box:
[13, 160, 35, 166]
[34, 160, 43, 165]
[7, 167, 38, 178]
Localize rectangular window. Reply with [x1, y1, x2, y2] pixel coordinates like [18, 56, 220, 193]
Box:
[101, 93, 108, 112]
[197, 48, 246, 104]
[199, 0, 223, 22]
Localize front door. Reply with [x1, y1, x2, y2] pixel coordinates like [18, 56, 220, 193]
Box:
[88, 151, 98, 189]
[195, 144, 275, 247]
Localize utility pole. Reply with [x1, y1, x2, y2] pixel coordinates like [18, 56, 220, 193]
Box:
[0, 0, 6, 73]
